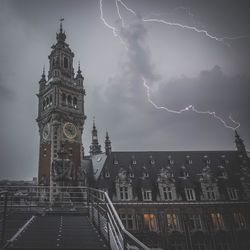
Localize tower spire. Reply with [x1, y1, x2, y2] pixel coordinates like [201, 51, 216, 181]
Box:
[89, 118, 102, 155]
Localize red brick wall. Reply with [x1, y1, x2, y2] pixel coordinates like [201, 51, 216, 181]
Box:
[38, 143, 51, 185]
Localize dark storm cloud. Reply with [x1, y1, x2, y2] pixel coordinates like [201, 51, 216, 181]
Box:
[0, 0, 250, 180]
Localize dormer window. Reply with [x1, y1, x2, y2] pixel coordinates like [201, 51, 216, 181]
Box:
[162, 186, 173, 200]
[205, 185, 217, 200]
[113, 159, 118, 165]
[227, 188, 239, 200]
[185, 188, 196, 201]
[129, 172, 134, 178]
[142, 189, 152, 201]
[143, 172, 149, 178]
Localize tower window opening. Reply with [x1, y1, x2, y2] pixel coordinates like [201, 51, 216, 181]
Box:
[46, 97, 49, 108]
[62, 93, 66, 104]
[49, 95, 52, 106]
[73, 97, 77, 108]
[67, 95, 72, 106]
[64, 57, 68, 68]
[43, 100, 46, 110]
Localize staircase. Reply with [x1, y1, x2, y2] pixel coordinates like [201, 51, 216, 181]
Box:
[5, 215, 109, 250]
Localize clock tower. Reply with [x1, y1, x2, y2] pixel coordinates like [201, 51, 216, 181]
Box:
[36, 21, 86, 186]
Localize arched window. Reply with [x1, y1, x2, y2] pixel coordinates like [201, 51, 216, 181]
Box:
[62, 93, 66, 103]
[49, 95, 52, 106]
[73, 97, 77, 108]
[64, 57, 68, 68]
[43, 100, 46, 110]
[67, 95, 72, 105]
[46, 97, 49, 107]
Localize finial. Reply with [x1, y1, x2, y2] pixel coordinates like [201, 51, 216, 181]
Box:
[106, 130, 109, 138]
[93, 116, 96, 128]
[59, 18, 64, 33]
[42, 65, 45, 77]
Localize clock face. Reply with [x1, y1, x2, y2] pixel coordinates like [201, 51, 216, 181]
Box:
[63, 122, 77, 139]
[42, 124, 50, 140]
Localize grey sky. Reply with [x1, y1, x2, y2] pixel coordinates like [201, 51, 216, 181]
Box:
[0, 0, 249, 180]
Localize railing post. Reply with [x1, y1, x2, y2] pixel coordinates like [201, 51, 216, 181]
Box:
[106, 211, 110, 246]
[87, 188, 90, 216]
[97, 194, 101, 233]
[1, 192, 8, 244]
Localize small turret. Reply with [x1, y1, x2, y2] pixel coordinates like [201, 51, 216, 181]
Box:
[89, 117, 102, 155]
[105, 131, 112, 155]
[235, 130, 247, 157]
[75, 62, 84, 86]
[39, 67, 46, 91]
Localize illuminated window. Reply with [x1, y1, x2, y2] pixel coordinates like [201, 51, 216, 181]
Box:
[234, 212, 246, 229]
[185, 188, 196, 201]
[206, 186, 217, 200]
[211, 213, 225, 230]
[162, 186, 173, 200]
[190, 214, 202, 231]
[142, 190, 152, 201]
[120, 214, 135, 230]
[119, 186, 129, 200]
[166, 213, 180, 231]
[143, 213, 158, 232]
[227, 188, 239, 200]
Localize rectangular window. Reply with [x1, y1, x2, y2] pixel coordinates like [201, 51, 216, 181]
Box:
[119, 186, 129, 200]
[233, 212, 246, 229]
[193, 242, 207, 250]
[211, 213, 225, 230]
[143, 213, 158, 232]
[227, 188, 239, 200]
[166, 213, 180, 231]
[163, 186, 173, 200]
[190, 214, 202, 231]
[185, 188, 196, 201]
[206, 186, 216, 200]
[120, 214, 135, 230]
[143, 190, 152, 201]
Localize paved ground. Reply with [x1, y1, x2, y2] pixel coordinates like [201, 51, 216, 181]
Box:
[5, 215, 110, 250]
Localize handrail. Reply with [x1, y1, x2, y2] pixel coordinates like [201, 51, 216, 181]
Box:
[87, 188, 150, 250]
[0, 191, 8, 244]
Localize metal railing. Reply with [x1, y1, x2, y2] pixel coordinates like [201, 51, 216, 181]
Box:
[0, 186, 150, 250]
[0, 191, 8, 244]
[87, 188, 150, 250]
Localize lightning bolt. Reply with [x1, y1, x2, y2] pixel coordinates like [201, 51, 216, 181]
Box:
[142, 77, 240, 130]
[99, 0, 242, 130]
